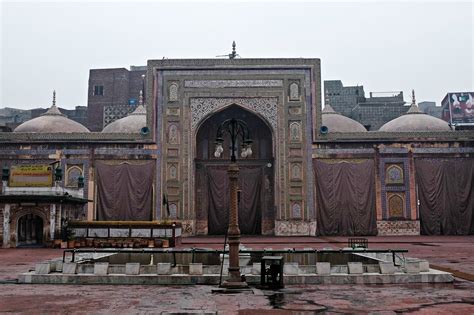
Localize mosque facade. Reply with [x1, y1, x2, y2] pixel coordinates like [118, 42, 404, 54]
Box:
[1, 58, 473, 248]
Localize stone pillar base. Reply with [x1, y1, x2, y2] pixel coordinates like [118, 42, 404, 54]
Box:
[221, 280, 249, 289]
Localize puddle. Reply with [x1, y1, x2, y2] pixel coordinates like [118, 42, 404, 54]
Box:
[267, 292, 285, 309]
[413, 243, 440, 247]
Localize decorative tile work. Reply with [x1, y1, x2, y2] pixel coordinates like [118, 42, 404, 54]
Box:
[184, 80, 283, 88]
[385, 164, 404, 185]
[167, 124, 179, 144]
[379, 147, 409, 154]
[0, 150, 57, 156]
[304, 74, 315, 219]
[377, 220, 420, 236]
[65, 165, 83, 188]
[275, 220, 317, 236]
[103, 105, 136, 127]
[64, 158, 90, 202]
[163, 68, 309, 77]
[291, 163, 302, 180]
[291, 202, 302, 218]
[413, 147, 474, 154]
[168, 163, 178, 180]
[180, 220, 194, 236]
[190, 97, 278, 131]
[166, 107, 180, 116]
[168, 203, 177, 219]
[289, 82, 300, 101]
[313, 148, 375, 155]
[289, 121, 302, 142]
[288, 106, 302, 116]
[380, 157, 411, 220]
[168, 83, 178, 102]
[93, 148, 158, 155]
[387, 192, 405, 218]
[156, 63, 317, 228]
[63, 149, 89, 155]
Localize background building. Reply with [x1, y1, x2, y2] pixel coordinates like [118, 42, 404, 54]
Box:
[324, 81, 447, 130]
[324, 80, 408, 130]
[418, 101, 443, 119]
[0, 106, 87, 132]
[87, 66, 146, 131]
[0, 108, 32, 131]
[441, 92, 474, 130]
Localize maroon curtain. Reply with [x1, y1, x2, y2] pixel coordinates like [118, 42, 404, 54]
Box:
[415, 158, 474, 235]
[238, 168, 263, 234]
[207, 168, 230, 234]
[314, 159, 377, 236]
[96, 161, 154, 221]
[207, 167, 263, 235]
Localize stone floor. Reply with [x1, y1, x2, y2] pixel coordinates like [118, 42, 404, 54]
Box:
[1, 235, 474, 314]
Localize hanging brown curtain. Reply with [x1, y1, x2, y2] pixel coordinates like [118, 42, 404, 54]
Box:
[96, 161, 154, 221]
[238, 168, 263, 234]
[207, 166, 263, 235]
[415, 158, 474, 235]
[314, 159, 377, 236]
[207, 168, 230, 234]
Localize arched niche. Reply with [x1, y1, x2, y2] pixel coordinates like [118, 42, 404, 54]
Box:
[168, 83, 178, 102]
[385, 164, 404, 185]
[195, 105, 273, 160]
[388, 193, 405, 218]
[66, 165, 83, 187]
[194, 105, 275, 235]
[10, 207, 49, 246]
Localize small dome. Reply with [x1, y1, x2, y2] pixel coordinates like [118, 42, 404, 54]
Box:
[102, 105, 147, 133]
[321, 104, 367, 133]
[379, 90, 451, 132]
[14, 92, 90, 133]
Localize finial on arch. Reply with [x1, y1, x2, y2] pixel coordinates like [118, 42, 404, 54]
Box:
[230, 41, 237, 59]
[52, 90, 56, 107]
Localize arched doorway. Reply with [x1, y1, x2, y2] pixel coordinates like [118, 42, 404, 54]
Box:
[17, 214, 44, 246]
[195, 105, 274, 235]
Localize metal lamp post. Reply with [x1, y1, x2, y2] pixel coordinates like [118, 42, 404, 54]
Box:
[214, 118, 252, 289]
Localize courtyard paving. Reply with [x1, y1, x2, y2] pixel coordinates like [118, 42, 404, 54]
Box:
[1, 236, 473, 314]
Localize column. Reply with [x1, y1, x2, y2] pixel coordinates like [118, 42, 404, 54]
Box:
[3, 204, 10, 248]
[50, 204, 56, 240]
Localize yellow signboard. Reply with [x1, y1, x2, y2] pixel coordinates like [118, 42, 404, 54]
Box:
[9, 165, 53, 187]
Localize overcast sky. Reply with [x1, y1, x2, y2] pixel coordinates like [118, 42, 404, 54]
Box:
[1, 0, 472, 110]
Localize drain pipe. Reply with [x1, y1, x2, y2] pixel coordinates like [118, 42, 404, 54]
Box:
[218, 230, 228, 287]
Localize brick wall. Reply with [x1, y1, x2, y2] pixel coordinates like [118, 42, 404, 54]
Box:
[87, 68, 133, 131]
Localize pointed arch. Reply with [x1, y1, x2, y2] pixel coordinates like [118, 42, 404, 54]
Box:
[194, 105, 275, 235]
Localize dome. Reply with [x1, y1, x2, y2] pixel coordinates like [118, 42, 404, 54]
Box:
[379, 91, 451, 132]
[14, 92, 90, 133]
[102, 105, 147, 133]
[321, 104, 367, 133]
